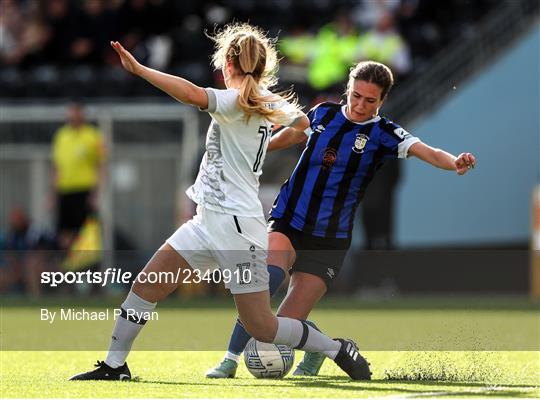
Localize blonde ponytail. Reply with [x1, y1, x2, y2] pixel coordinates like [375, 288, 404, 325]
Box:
[210, 23, 301, 124]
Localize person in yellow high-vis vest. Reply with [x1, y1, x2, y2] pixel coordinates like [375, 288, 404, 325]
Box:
[51, 102, 105, 249]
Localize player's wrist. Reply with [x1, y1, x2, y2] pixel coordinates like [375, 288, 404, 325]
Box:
[135, 64, 147, 77]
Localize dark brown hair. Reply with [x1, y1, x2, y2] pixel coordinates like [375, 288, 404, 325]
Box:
[348, 61, 394, 100]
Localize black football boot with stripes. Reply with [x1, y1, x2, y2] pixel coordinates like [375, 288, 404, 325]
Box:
[333, 339, 372, 380]
[69, 360, 131, 381]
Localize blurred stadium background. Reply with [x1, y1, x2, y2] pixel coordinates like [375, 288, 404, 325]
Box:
[1, 0, 539, 301]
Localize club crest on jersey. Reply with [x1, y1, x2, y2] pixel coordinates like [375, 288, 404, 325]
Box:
[352, 133, 369, 154]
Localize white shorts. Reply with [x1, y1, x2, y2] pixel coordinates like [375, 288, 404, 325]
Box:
[166, 206, 269, 294]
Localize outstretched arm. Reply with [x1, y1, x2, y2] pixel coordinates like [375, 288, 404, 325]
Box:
[408, 142, 476, 175]
[111, 41, 208, 109]
[268, 123, 308, 152]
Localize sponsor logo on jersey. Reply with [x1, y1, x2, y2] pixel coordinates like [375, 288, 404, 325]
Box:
[321, 147, 337, 169]
[352, 133, 369, 154]
[394, 127, 410, 140]
[314, 124, 325, 134]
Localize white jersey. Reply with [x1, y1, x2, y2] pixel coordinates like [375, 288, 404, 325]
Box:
[186, 87, 302, 217]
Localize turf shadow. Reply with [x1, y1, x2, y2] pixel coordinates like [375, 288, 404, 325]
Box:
[131, 376, 538, 397]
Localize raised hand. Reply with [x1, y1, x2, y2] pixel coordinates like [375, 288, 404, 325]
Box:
[455, 152, 476, 175]
[110, 41, 143, 75]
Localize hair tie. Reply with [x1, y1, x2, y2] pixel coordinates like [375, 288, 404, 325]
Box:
[245, 72, 253, 76]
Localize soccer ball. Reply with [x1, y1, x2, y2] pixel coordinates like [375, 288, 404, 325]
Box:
[244, 338, 295, 379]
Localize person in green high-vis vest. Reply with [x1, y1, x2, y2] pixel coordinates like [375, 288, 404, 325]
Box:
[280, 16, 361, 90]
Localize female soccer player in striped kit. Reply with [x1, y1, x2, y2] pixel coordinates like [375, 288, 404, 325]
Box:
[70, 23, 371, 381]
[207, 60, 476, 378]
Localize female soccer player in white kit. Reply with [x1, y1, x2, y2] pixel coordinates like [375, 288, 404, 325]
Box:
[70, 23, 371, 381]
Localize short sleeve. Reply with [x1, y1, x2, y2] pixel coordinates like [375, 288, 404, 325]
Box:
[199, 88, 241, 123]
[303, 103, 324, 137]
[380, 124, 420, 159]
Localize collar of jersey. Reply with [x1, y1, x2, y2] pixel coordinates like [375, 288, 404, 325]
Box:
[341, 105, 381, 125]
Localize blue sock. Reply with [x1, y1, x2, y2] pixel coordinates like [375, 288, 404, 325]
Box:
[226, 265, 285, 356]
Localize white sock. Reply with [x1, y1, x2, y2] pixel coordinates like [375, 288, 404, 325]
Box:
[224, 351, 240, 363]
[105, 291, 157, 368]
[273, 317, 341, 359]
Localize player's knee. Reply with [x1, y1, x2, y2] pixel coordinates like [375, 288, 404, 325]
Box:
[242, 317, 276, 343]
[276, 309, 308, 320]
[249, 328, 275, 343]
[242, 322, 263, 341]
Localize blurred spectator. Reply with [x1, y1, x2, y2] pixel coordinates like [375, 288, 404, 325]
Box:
[0, 207, 57, 297]
[352, 0, 402, 30]
[51, 102, 106, 250]
[280, 12, 361, 91]
[66, 0, 116, 66]
[344, 160, 402, 297]
[0, 0, 498, 99]
[279, 7, 413, 92]
[41, 0, 73, 66]
[360, 160, 401, 252]
[107, 0, 175, 69]
[0, 0, 50, 68]
[357, 10, 412, 78]
[308, 13, 361, 90]
[0, 0, 25, 65]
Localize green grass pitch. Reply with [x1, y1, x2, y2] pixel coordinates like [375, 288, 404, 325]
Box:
[2, 351, 539, 398]
[1, 298, 539, 398]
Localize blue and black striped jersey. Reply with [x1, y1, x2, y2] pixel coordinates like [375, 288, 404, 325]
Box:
[270, 102, 419, 239]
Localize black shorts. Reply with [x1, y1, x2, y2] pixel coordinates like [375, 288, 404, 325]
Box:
[267, 217, 351, 287]
[57, 190, 92, 231]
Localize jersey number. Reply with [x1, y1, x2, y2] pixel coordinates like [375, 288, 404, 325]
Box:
[253, 125, 271, 172]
